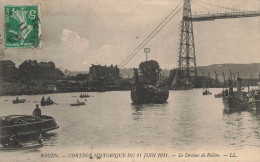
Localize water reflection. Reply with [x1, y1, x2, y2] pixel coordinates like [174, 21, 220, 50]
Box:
[131, 103, 168, 112]
[222, 110, 260, 148]
[131, 103, 168, 122]
[131, 104, 146, 113]
[224, 108, 260, 116]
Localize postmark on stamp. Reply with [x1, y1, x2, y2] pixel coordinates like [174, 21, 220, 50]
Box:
[4, 5, 40, 48]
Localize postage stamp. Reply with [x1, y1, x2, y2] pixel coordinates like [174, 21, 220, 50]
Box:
[4, 5, 40, 48]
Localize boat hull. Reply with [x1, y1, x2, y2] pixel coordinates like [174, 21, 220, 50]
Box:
[223, 96, 255, 113]
[131, 88, 169, 104]
[13, 99, 26, 104]
[80, 95, 89, 98]
[203, 92, 212, 95]
[0, 115, 59, 144]
[215, 93, 222, 98]
[41, 100, 54, 106]
[70, 103, 85, 106]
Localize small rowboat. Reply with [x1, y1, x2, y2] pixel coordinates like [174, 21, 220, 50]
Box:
[41, 100, 54, 106]
[70, 102, 85, 106]
[203, 90, 212, 95]
[12, 99, 26, 104]
[202, 87, 212, 95]
[80, 94, 90, 98]
[215, 93, 223, 98]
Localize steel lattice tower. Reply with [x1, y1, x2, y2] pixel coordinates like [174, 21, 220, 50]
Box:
[177, 0, 197, 86]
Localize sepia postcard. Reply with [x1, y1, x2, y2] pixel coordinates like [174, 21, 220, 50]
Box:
[0, 0, 260, 161]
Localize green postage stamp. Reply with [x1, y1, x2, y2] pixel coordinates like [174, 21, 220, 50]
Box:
[4, 5, 40, 48]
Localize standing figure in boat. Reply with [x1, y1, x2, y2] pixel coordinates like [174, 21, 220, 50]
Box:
[131, 60, 169, 104]
[33, 104, 41, 117]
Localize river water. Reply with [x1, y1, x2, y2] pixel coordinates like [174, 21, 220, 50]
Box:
[0, 89, 260, 161]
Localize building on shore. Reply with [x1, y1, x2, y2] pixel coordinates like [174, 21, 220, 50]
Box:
[89, 64, 120, 83]
[88, 64, 120, 90]
[18, 60, 63, 81]
[0, 60, 18, 82]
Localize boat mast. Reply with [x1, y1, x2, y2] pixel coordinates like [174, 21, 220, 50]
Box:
[222, 71, 226, 90]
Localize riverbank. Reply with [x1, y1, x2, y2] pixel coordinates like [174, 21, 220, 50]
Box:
[0, 82, 132, 96]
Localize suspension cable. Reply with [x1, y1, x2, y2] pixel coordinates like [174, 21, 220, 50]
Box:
[194, 0, 245, 12]
[119, 0, 183, 68]
[191, 0, 212, 13]
[120, 7, 182, 68]
[149, 22, 179, 47]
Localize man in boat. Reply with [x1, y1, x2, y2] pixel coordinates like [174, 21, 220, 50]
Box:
[46, 96, 51, 102]
[229, 87, 233, 96]
[37, 134, 43, 144]
[224, 89, 228, 96]
[1, 129, 22, 147]
[33, 104, 41, 117]
[16, 97, 19, 101]
[41, 96, 45, 102]
[8, 132, 22, 147]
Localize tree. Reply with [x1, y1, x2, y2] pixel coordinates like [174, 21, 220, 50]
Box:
[139, 60, 161, 85]
[75, 73, 88, 80]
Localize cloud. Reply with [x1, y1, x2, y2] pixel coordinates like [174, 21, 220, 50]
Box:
[54, 29, 91, 70]
[61, 29, 90, 52]
[56, 29, 118, 70]
[2, 28, 119, 71]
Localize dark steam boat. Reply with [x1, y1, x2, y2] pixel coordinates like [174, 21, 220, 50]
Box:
[222, 78, 258, 112]
[131, 69, 169, 104]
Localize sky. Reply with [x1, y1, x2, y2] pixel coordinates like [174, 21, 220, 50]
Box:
[0, 0, 259, 71]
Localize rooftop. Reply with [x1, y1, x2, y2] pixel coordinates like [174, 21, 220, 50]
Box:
[0, 60, 15, 66]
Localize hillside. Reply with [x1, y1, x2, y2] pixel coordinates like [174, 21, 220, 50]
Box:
[197, 63, 260, 80]
[120, 63, 260, 80]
